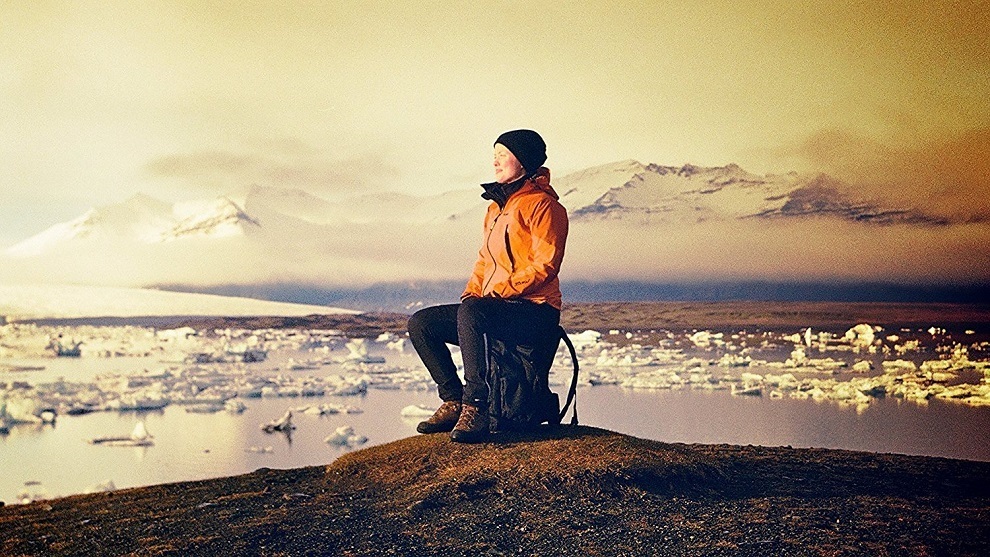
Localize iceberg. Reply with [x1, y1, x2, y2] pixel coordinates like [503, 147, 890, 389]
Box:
[324, 425, 367, 447]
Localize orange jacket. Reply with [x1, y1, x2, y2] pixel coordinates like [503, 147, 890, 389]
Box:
[462, 168, 569, 309]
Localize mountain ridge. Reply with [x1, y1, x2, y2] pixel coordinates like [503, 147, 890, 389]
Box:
[2, 160, 986, 291]
[7, 160, 953, 255]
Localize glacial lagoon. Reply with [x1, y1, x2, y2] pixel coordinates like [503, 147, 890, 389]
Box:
[2, 321, 989, 505]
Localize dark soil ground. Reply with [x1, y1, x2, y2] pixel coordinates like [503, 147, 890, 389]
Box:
[176, 301, 990, 337]
[2, 426, 988, 556]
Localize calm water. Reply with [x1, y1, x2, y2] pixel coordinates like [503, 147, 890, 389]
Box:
[4, 381, 990, 505]
[3, 337, 990, 505]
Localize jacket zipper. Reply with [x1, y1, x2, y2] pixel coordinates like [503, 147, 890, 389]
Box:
[481, 209, 505, 295]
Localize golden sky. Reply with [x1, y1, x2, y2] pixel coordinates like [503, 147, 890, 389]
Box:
[1, 0, 988, 244]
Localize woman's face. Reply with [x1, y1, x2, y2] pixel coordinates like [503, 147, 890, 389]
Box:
[493, 143, 525, 184]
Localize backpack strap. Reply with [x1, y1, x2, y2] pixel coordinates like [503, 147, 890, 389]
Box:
[557, 326, 580, 426]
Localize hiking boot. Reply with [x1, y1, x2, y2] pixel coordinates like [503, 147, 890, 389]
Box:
[416, 401, 462, 434]
[450, 404, 490, 443]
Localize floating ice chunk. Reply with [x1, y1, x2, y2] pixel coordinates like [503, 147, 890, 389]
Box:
[802, 357, 848, 371]
[261, 410, 295, 433]
[157, 327, 197, 342]
[595, 348, 655, 367]
[844, 324, 877, 348]
[224, 400, 247, 413]
[717, 353, 751, 367]
[1, 395, 44, 424]
[731, 384, 761, 396]
[764, 373, 799, 390]
[185, 403, 224, 413]
[325, 376, 368, 396]
[229, 348, 266, 363]
[894, 339, 921, 355]
[852, 360, 873, 373]
[882, 359, 917, 373]
[84, 480, 116, 494]
[618, 369, 689, 390]
[286, 357, 321, 371]
[324, 425, 368, 447]
[689, 331, 723, 348]
[927, 371, 956, 383]
[131, 421, 151, 441]
[342, 339, 386, 363]
[786, 347, 808, 367]
[90, 421, 154, 447]
[740, 372, 763, 385]
[106, 392, 168, 412]
[300, 405, 324, 415]
[245, 445, 274, 453]
[782, 332, 802, 344]
[568, 330, 603, 351]
[400, 404, 437, 417]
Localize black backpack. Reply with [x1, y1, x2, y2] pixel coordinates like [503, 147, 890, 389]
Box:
[486, 325, 580, 433]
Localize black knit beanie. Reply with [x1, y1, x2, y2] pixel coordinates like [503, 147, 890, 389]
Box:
[494, 129, 547, 175]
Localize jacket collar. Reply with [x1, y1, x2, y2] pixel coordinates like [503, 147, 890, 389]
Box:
[480, 176, 526, 209]
[480, 167, 554, 209]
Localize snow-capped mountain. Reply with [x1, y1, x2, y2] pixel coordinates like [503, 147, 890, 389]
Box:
[6, 194, 174, 256]
[1, 160, 984, 291]
[554, 161, 797, 223]
[160, 197, 261, 242]
[752, 174, 949, 225]
[6, 185, 489, 253]
[554, 161, 942, 225]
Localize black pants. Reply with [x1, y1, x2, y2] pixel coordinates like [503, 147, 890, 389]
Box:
[407, 297, 561, 405]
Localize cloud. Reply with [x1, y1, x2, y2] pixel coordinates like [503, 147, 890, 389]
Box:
[144, 151, 256, 180]
[143, 141, 401, 196]
[564, 217, 990, 286]
[783, 127, 990, 222]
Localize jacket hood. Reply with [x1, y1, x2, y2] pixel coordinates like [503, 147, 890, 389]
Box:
[526, 167, 557, 200]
